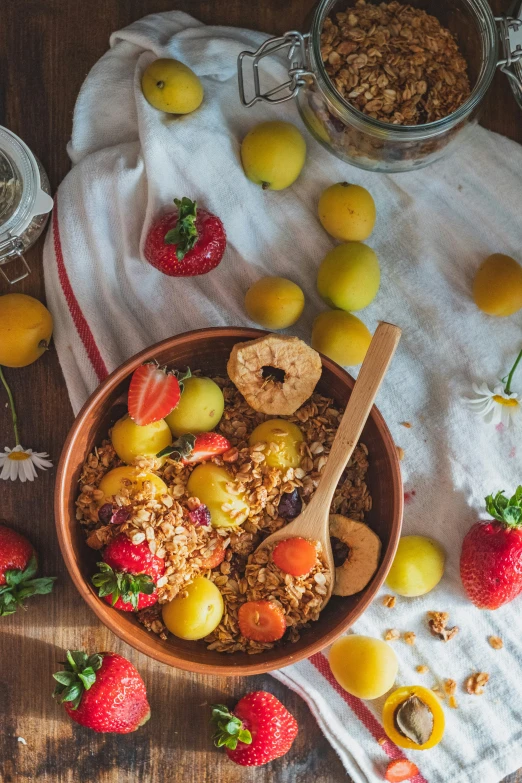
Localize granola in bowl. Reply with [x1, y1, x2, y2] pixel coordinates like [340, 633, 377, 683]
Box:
[75, 335, 378, 655]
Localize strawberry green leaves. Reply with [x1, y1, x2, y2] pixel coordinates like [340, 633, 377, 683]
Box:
[53, 650, 104, 710]
[92, 562, 155, 611]
[164, 197, 199, 260]
[486, 486, 522, 528]
[0, 555, 56, 616]
[157, 433, 196, 460]
[211, 704, 252, 750]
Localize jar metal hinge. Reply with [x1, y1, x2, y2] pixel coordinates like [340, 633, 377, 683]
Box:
[238, 31, 314, 107]
[495, 15, 522, 90]
[0, 235, 31, 284]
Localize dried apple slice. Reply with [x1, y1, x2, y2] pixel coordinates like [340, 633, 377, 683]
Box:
[329, 514, 381, 596]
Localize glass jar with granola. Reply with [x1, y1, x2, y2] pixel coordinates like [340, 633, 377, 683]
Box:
[238, 0, 522, 172]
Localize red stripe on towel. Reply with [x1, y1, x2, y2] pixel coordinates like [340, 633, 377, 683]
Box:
[52, 197, 109, 382]
[309, 652, 429, 783]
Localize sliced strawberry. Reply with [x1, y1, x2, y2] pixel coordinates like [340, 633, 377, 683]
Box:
[272, 537, 317, 577]
[198, 535, 226, 570]
[158, 432, 230, 464]
[384, 758, 419, 782]
[128, 363, 190, 426]
[238, 600, 286, 643]
[183, 432, 230, 464]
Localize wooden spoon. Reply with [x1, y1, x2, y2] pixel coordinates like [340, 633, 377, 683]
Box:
[255, 321, 401, 607]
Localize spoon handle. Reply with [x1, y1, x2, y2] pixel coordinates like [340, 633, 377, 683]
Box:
[307, 322, 401, 513]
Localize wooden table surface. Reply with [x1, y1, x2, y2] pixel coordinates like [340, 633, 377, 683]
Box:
[1, 1, 521, 781]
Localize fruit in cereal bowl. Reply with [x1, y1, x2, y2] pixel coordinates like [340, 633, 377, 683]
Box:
[186, 463, 250, 528]
[56, 327, 402, 675]
[162, 576, 224, 640]
[248, 419, 304, 470]
[165, 375, 225, 436]
[111, 415, 172, 466]
[98, 466, 168, 502]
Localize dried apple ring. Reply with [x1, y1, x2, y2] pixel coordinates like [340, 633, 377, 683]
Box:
[329, 514, 381, 596]
[227, 334, 322, 415]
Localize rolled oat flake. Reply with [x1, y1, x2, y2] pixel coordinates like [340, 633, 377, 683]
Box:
[0, 126, 53, 285]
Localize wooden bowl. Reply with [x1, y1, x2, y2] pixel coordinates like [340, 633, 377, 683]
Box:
[55, 327, 402, 675]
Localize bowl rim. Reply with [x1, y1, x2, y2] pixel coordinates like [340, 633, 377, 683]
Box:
[55, 326, 403, 675]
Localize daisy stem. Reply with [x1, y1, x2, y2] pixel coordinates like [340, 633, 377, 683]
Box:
[0, 367, 20, 447]
[505, 349, 522, 395]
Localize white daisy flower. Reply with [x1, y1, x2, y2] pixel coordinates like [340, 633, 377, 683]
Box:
[464, 348, 522, 429]
[0, 445, 53, 482]
[464, 382, 520, 427]
[0, 366, 52, 483]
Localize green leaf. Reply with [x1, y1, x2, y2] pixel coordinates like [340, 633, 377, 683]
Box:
[20, 555, 38, 581]
[163, 197, 199, 260]
[510, 486, 522, 505]
[78, 667, 97, 691]
[485, 488, 522, 528]
[67, 650, 88, 672]
[504, 507, 522, 526]
[238, 729, 252, 744]
[53, 671, 77, 687]
[88, 654, 103, 672]
[27, 576, 56, 595]
[60, 682, 83, 704]
[5, 568, 27, 587]
[157, 433, 196, 460]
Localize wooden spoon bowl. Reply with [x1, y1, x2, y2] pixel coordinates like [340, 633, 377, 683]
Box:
[55, 327, 403, 676]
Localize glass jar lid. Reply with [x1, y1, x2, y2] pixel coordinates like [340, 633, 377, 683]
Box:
[507, 1, 522, 109]
[0, 126, 40, 240]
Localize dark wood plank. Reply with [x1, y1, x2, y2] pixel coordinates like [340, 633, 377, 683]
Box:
[0, 1, 520, 781]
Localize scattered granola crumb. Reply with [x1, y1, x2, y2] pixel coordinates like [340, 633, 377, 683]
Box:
[489, 636, 503, 650]
[385, 628, 400, 642]
[432, 686, 445, 700]
[416, 664, 429, 674]
[17, 737, 27, 746]
[378, 737, 387, 746]
[396, 446, 405, 461]
[400, 421, 412, 428]
[448, 695, 458, 709]
[403, 631, 416, 646]
[444, 679, 457, 697]
[382, 594, 396, 608]
[427, 611, 459, 642]
[465, 672, 489, 695]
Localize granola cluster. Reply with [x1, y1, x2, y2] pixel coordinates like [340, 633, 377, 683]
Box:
[321, 0, 471, 126]
[76, 381, 372, 654]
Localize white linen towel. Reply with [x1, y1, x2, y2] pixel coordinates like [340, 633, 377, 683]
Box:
[43, 11, 522, 783]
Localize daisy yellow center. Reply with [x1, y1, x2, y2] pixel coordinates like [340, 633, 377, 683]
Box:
[493, 395, 519, 408]
[7, 452, 30, 461]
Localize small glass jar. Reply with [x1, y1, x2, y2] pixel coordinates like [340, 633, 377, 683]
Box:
[0, 126, 54, 284]
[238, 0, 522, 172]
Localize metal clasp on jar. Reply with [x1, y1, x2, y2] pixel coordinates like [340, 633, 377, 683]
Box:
[238, 31, 314, 107]
[495, 15, 522, 90]
[0, 235, 31, 284]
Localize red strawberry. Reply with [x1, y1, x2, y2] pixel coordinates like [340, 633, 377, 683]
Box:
[197, 532, 226, 570]
[238, 600, 286, 643]
[385, 759, 420, 782]
[128, 363, 190, 426]
[158, 432, 230, 464]
[0, 524, 55, 616]
[92, 534, 165, 612]
[460, 486, 522, 609]
[211, 691, 297, 767]
[144, 197, 226, 277]
[53, 650, 150, 733]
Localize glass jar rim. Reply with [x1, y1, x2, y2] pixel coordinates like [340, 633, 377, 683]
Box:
[0, 126, 40, 239]
[309, 0, 499, 137]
